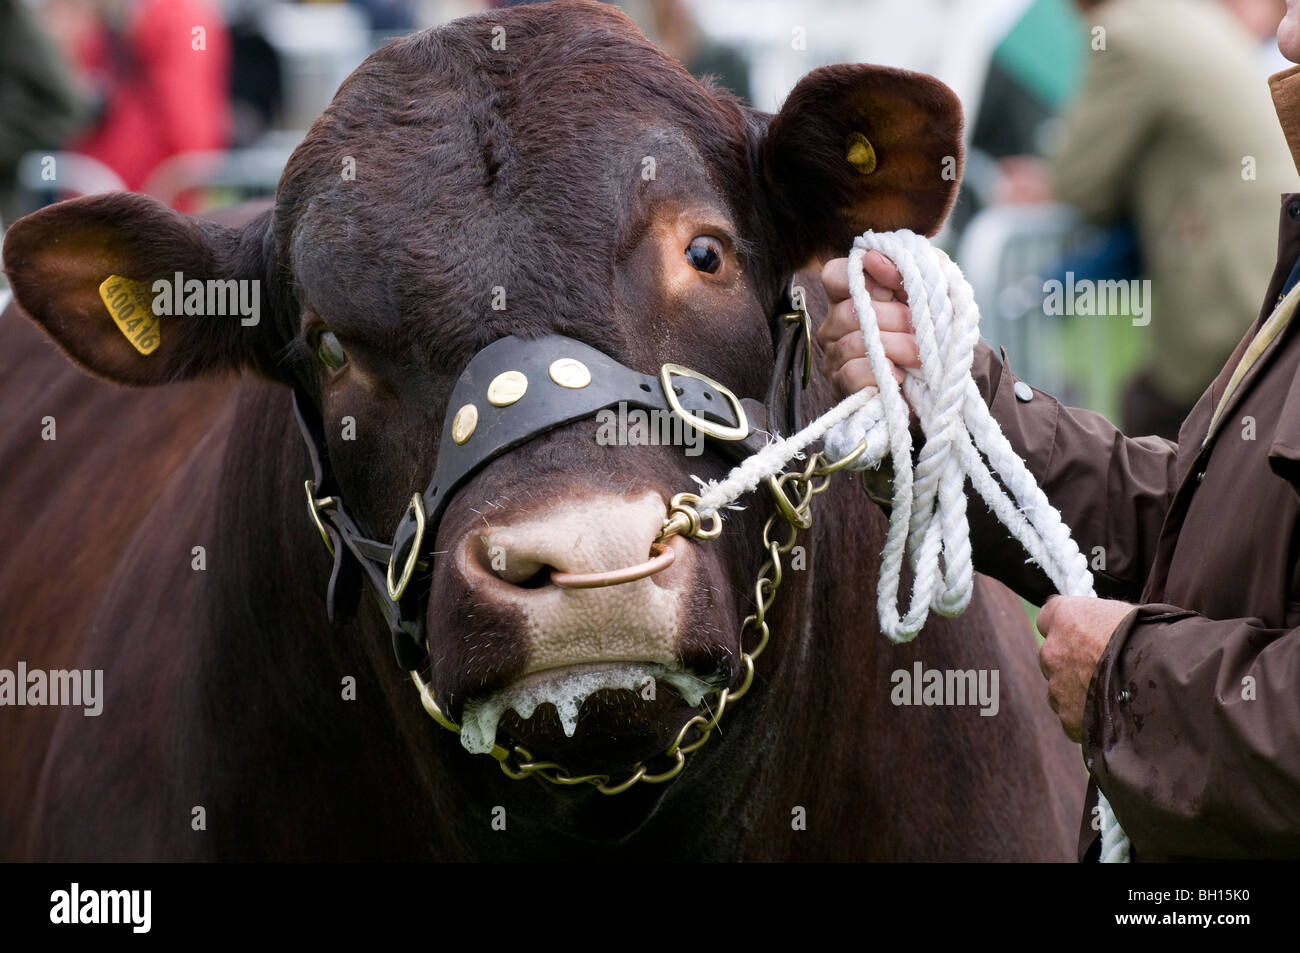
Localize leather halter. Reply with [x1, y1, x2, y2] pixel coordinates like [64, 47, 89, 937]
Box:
[295, 306, 812, 670]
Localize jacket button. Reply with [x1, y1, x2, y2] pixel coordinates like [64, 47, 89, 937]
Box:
[1290, 199, 1300, 220]
[1195, 470, 1205, 483]
[1013, 381, 1033, 402]
[1116, 689, 1131, 704]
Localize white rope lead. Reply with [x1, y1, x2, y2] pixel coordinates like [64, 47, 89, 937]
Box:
[692, 228, 1130, 862]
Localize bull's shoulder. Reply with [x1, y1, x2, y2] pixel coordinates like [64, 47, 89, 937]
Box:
[0, 302, 240, 655]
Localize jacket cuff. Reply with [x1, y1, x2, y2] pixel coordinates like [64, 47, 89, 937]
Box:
[1081, 602, 1156, 777]
[1079, 603, 1300, 858]
[1080, 603, 1180, 861]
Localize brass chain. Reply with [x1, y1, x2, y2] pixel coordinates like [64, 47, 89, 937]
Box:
[412, 441, 867, 794]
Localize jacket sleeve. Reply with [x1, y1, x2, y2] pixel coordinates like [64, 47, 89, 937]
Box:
[1047, 24, 1158, 222]
[963, 340, 1179, 605]
[1084, 604, 1300, 858]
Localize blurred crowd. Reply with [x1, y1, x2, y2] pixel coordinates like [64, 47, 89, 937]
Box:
[1, 0, 1296, 437]
[0, 0, 746, 217]
[975, 0, 1293, 437]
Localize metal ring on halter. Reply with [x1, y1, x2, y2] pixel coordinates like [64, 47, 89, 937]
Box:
[766, 472, 813, 529]
[660, 363, 749, 442]
[386, 493, 426, 601]
[304, 480, 337, 557]
[657, 492, 723, 542]
[816, 437, 869, 474]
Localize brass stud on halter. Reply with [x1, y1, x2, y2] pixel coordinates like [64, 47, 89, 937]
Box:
[548, 358, 591, 389]
[487, 370, 528, 406]
[450, 404, 478, 444]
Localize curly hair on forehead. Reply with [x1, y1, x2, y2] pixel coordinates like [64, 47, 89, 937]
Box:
[271, 0, 767, 370]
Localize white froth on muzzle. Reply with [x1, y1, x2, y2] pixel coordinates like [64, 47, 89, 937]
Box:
[458, 662, 712, 755]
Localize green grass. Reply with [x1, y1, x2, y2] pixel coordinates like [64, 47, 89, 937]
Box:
[1056, 310, 1151, 422]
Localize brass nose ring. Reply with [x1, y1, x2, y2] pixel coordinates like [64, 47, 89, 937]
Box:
[549, 542, 676, 589]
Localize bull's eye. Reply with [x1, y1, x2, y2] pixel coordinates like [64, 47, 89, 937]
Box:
[685, 236, 723, 274]
[316, 330, 348, 370]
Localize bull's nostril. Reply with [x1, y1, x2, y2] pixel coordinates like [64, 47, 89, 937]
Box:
[514, 566, 553, 590]
[461, 491, 683, 597]
[470, 533, 552, 586]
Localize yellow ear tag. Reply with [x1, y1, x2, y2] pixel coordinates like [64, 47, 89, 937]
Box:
[845, 132, 877, 175]
[98, 275, 160, 355]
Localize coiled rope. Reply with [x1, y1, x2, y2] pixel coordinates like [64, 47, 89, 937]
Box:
[692, 228, 1131, 863]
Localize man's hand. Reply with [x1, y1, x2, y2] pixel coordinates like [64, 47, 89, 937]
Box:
[1036, 595, 1134, 742]
[817, 251, 920, 400]
[823, 254, 1128, 745]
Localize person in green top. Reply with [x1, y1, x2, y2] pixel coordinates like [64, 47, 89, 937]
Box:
[996, 0, 1295, 438]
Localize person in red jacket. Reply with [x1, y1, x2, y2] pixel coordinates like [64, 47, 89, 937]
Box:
[47, 0, 231, 196]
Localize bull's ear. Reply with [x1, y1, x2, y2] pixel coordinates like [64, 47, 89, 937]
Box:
[759, 64, 964, 263]
[2, 192, 280, 386]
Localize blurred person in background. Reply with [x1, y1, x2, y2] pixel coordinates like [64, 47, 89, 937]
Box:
[1222, 0, 1292, 71]
[952, 0, 1086, 235]
[0, 0, 92, 224]
[40, 0, 232, 198]
[488, 0, 751, 102]
[350, 0, 418, 33]
[226, 0, 284, 149]
[634, 0, 752, 103]
[995, 0, 1294, 439]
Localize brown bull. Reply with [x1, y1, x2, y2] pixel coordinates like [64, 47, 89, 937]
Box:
[0, 0, 1082, 860]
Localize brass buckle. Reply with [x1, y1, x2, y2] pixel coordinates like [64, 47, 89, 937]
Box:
[659, 363, 749, 442]
[304, 480, 336, 557]
[387, 493, 426, 601]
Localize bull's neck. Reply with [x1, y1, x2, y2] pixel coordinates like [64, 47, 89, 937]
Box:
[185, 382, 445, 857]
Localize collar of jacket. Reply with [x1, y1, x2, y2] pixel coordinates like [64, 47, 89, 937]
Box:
[1269, 64, 1300, 175]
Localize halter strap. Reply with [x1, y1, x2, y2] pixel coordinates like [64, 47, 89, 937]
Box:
[295, 310, 811, 669]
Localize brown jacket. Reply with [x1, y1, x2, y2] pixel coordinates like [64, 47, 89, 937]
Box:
[968, 67, 1300, 860]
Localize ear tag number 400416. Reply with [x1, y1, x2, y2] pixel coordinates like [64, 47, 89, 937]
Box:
[98, 275, 160, 356]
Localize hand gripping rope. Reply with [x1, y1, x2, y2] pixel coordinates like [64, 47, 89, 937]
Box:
[691, 229, 1131, 863]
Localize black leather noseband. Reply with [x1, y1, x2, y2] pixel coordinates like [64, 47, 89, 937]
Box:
[295, 308, 811, 670]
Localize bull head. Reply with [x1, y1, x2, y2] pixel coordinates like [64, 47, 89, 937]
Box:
[2, 0, 961, 804]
